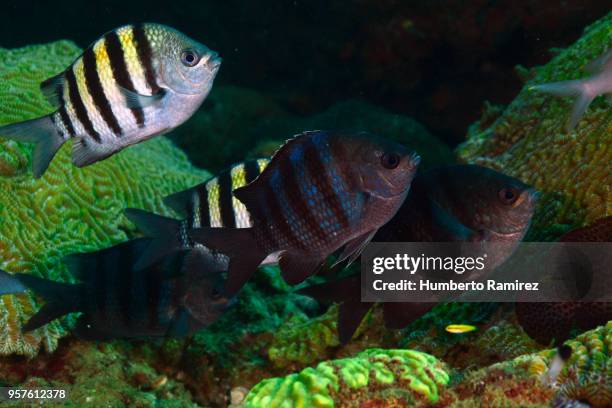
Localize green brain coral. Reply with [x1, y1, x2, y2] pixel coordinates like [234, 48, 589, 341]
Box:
[244, 348, 450, 407]
[0, 41, 208, 357]
[457, 12, 611, 239]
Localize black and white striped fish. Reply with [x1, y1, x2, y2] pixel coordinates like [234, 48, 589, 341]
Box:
[0, 23, 220, 177]
[125, 158, 271, 270]
[0, 238, 232, 340]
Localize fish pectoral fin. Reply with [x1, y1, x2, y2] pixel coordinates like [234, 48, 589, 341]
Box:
[332, 230, 377, 269]
[338, 300, 372, 344]
[40, 72, 65, 108]
[119, 86, 165, 109]
[279, 251, 324, 285]
[72, 137, 114, 168]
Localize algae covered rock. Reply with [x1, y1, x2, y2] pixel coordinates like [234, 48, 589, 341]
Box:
[457, 12, 611, 240]
[244, 348, 450, 407]
[0, 41, 208, 357]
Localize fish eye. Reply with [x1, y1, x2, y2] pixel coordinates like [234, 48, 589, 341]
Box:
[211, 287, 223, 300]
[181, 49, 200, 67]
[498, 187, 519, 204]
[381, 152, 400, 169]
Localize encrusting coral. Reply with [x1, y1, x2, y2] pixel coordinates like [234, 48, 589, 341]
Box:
[456, 12, 611, 240]
[0, 41, 209, 357]
[244, 348, 450, 408]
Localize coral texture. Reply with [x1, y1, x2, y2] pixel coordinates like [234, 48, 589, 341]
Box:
[456, 12, 611, 240]
[244, 348, 450, 407]
[0, 41, 208, 357]
[268, 304, 340, 370]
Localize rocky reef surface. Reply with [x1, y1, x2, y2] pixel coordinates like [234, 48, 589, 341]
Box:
[0, 11, 609, 408]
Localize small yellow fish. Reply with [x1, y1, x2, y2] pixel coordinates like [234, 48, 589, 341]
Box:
[445, 324, 477, 334]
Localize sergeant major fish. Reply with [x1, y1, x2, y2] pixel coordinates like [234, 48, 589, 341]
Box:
[188, 130, 419, 294]
[0, 238, 232, 339]
[126, 158, 271, 270]
[0, 23, 221, 177]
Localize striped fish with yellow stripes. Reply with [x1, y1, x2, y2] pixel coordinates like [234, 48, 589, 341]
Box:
[126, 158, 272, 271]
[0, 23, 221, 177]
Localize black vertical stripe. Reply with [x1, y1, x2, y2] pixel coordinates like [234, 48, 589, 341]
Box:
[218, 172, 237, 228]
[58, 107, 75, 137]
[55, 78, 76, 137]
[244, 160, 262, 184]
[303, 138, 349, 229]
[280, 157, 326, 243]
[198, 187, 211, 227]
[118, 245, 133, 326]
[146, 264, 162, 328]
[104, 31, 145, 127]
[94, 260, 107, 318]
[82, 47, 123, 136]
[265, 179, 302, 249]
[65, 68, 102, 143]
[132, 24, 161, 94]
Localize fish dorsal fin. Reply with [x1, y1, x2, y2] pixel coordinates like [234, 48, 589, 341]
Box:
[164, 185, 204, 218]
[234, 132, 320, 212]
[40, 72, 65, 108]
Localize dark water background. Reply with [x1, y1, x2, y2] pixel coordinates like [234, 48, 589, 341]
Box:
[1, 1, 609, 147]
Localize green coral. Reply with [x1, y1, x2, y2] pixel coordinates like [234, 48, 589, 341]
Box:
[244, 349, 450, 407]
[0, 41, 209, 357]
[457, 12, 611, 239]
[268, 304, 340, 369]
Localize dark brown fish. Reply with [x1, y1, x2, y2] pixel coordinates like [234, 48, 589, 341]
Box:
[302, 165, 538, 343]
[191, 130, 420, 294]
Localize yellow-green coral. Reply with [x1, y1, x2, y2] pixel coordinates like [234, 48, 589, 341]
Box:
[457, 12, 611, 238]
[245, 348, 450, 407]
[268, 305, 339, 369]
[0, 41, 208, 357]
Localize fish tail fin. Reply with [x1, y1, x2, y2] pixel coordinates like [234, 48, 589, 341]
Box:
[530, 79, 595, 132]
[9, 273, 80, 332]
[124, 208, 184, 270]
[0, 115, 66, 178]
[0, 269, 28, 295]
[191, 227, 266, 295]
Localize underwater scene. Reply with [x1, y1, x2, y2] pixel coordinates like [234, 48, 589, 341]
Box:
[0, 1, 610, 407]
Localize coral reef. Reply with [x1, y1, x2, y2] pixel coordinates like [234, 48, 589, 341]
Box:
[457, 12, 611, 241]
[244, 348, 450, 407]
[438, 322, 610, 407]
[0, 339, 199, 407]
[0, 41, 209, 357]
[268, 304, 339, 370]
[170, 86, 454, 173]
